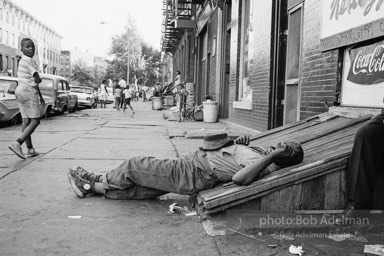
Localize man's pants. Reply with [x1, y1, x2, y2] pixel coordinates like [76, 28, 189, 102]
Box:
[347, 113, 384, 209]
[102, 151, 219, 199]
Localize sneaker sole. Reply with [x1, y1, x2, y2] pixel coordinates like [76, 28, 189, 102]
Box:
[67, 169, 85, 198]
[26, 153, 40, 158]
[8, 145, 26, 159]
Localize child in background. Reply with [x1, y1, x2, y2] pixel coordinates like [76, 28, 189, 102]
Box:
[8, 38, 45, 159]
[122, 85, 135, 114]
[114, 85, 122, 110]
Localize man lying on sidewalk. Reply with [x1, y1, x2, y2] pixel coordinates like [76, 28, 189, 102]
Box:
[67, 133, 304, 199]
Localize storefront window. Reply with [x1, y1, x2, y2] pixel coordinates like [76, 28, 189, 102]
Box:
[239, 0, 254, 102]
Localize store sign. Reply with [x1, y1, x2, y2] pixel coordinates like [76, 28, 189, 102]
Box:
[342, 40, 384, 108]
[320, 0, 384, 51]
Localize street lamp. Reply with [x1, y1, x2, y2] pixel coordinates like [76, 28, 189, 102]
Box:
[100, 21, 130, 84]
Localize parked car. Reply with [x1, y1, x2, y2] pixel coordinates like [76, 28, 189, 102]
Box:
[0, 76, 54, 125]
[70, 85, 96, 108]
[39, 74, 78, 114]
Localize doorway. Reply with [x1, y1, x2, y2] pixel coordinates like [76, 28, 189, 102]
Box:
[219, 0, 231, 118]
[269, 0, 287, 129]
[284, 3, 303, 124]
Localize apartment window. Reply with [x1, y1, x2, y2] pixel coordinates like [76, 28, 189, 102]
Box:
[6, 31, 9, 45]
[0, 8, 2, 20]
[12, 33, 14, 47]
[23, 20, 25, 31]
[5, 56, 9, 69]
[0, 54, 3, 71]
[6, 11, 9, 23]
[12, 15, 15, 26]
[18, 18, 20, 29]
[0, 28, 2, 42]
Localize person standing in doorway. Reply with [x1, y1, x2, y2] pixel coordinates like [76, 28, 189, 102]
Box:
[8, 38, 45, 159]
[99, 80, 109, 108]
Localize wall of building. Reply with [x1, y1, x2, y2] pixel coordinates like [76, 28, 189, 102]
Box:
[299, 0, 339, 120]
[0, 0, 62, 76]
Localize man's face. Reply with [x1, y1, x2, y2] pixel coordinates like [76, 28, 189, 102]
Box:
[21, 40, 35, 58]
[264, 142, 287, 155]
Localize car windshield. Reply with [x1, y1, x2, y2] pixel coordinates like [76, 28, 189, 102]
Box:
[0, 79, 17, 92]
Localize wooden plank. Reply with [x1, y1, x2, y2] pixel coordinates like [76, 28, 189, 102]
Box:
[260, 196, 269, 212]
[290, 184, 303, 211]
[278, 186, 293, 212]
[202, 157, 349, 209]
[339, 169, 348, 209]
[300, 176, 326, 210]
[267, 191, 280, 212]
[249, 114, 327, 142]
[199, 164, 346, 215]
[297, 115, 372, 144]
[324, 170, 342, 210]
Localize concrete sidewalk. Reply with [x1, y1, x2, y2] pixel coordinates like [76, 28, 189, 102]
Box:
[0, 100, 256, 256]
[1, 100, 382, 256]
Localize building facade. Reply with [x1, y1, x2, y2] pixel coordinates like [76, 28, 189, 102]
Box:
[162, 0, 384, 131]
[0, 0, 62, 76]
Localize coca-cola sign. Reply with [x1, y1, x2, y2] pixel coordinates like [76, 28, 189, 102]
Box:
[347, 42, 384, 85]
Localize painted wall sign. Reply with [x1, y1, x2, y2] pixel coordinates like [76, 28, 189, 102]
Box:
[320, 0, 384, 51]
[342, 39, 384, 108]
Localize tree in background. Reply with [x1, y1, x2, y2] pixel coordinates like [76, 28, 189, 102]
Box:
[105, 17, 162, 86]
[106, 18, 142, 84]
[135, 43, 162, 88]
[71, 59, 94, 87]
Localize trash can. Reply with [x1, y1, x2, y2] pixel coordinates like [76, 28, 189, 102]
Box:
[152, 97, 162, 110]
[203, 100, 219, 123]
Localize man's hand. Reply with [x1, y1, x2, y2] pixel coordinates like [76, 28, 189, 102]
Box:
[235, 135, 250, 146]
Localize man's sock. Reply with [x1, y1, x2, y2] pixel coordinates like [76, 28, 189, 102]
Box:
[94, 182, 105, 194]
[16, 139, 23, 145]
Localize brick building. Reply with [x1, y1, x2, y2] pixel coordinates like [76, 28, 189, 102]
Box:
[0, 0, 62, 76]
[161, 0, 384, 131]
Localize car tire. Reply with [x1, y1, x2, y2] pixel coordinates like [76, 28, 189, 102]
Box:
[42, 106, 52, 119]
[69, 103, 78, 113]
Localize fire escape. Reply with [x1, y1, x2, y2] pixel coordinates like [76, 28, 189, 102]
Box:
[161, 0, 203, 53]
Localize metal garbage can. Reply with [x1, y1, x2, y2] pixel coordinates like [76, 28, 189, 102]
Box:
[203, 100, 219, 123]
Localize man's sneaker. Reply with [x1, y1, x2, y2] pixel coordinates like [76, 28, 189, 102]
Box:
[72, 165, 100, 182]
[8, 142, 26, 159]
[67, 168, 95, 198]
[26, 148, 39, 158]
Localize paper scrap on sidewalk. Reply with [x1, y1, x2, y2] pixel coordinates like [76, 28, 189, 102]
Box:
[364, 245, 384, 256]
[202, 220, 226, 236]
[271, 233, 295, 241]
[168, 203, 197, 216]
[67, 216, 82, 219]
[289, 245, 305, 256]
[328, 233, 351, 242]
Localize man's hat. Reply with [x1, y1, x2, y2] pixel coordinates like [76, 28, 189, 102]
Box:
[199, 133, 234, 151]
